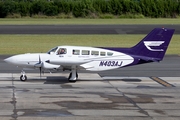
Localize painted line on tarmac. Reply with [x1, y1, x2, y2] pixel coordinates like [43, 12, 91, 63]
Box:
[150, 77, 175, 87]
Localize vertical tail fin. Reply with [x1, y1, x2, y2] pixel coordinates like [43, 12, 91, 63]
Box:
[131, 28, 175, 61]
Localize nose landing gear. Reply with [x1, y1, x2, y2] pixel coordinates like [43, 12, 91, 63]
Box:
[20, 71, 27, 81]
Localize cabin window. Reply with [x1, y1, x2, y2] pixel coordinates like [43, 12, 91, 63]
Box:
[82, 50, 90, 55]
[91, 51, 99, 56]
[57, 48, 67, 55]
[100, 51, 106, 56]
[107, 52, 113, 56]
[72, 49, 80, 55]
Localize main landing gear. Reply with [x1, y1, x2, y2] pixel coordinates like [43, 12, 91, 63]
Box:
[68, 69, 78, 82]
[20, 71, 27, 81]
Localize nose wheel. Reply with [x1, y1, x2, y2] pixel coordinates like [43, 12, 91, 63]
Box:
[20, 75, 27, 81]
[20, 71, 27, 81]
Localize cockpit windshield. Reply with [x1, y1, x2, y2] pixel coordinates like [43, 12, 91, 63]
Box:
[47, 47, 58, 54]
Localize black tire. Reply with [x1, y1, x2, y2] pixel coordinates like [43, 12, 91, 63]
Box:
[20, 75, 27, 81]
[68, 72, 76, 82]
[76, 72, 78, 78]
[68, 79, 76, 83]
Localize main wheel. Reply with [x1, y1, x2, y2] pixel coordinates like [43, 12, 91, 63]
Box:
[76, 72, 78, 78]
[68, 79, 76, 82]
[68, 72, 76, 82]
[20, 75, 27, 81]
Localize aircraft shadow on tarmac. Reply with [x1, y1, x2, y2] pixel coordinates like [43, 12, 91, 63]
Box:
[27, 76, 69, 84]
[120, 79, 142, 82]
[26, 76, 142, 84]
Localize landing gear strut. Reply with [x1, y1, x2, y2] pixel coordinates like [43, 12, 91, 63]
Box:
[20, 71, 27, 81]
[68, 69, 78, 82]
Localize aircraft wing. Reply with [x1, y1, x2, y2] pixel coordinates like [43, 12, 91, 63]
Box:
[60, 63, 94, 71]
[79, 64, 94, 69]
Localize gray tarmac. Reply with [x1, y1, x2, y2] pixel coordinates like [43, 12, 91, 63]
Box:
[0, 24, 180, 34]
[0, 73, 180, 120]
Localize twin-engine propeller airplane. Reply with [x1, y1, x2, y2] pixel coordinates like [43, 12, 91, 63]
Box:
[4, 28, 175, 82]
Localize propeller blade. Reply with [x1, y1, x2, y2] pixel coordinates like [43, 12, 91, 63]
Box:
[39, 55, 41, 63]
[40, 67, 42, 79]
[39, 55, 42, 79]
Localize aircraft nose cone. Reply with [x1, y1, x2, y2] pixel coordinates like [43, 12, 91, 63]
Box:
[4, 57, 14, 64]
[4, 56, 18, 64]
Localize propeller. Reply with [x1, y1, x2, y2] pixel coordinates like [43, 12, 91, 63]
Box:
[34, 55, 60, 79]
[38, 55, 43, 79]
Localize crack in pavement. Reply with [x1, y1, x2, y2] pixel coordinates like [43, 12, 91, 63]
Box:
[11, 73, 18, 120]
[107, 80, 154, 119]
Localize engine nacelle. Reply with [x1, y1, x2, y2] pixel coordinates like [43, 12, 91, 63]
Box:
[42, 62, 60, 69]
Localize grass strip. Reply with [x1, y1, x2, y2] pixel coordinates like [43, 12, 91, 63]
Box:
[0, 18, 180, 25]
[0, 35, 179, 55]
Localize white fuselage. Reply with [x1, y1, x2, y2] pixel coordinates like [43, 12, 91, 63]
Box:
[4, 46, 134, 71]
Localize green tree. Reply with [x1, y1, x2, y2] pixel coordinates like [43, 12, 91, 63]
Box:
[18, 1, 31, 16]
